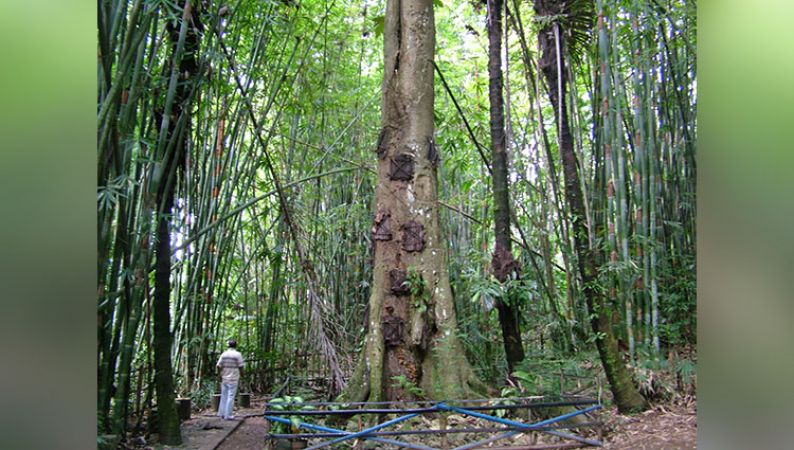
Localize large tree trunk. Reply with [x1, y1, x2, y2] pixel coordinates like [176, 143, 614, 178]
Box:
[340, 0, 483, 403]
[533, 0, 646, 413]
[486, 0, 525, 374]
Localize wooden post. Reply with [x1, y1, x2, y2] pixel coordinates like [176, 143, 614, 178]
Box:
[596, 401, 605, 444]
[212, 394, 221, 411]
[440, 414, 448, 450]
[528, 406, 536, 445]
[239, 392, 251, 408]
[176, 397, 191, 420]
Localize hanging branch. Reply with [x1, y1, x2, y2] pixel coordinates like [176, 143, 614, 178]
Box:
[433, 61, 492, 175]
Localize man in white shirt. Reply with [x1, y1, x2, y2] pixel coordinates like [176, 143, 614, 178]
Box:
[216, 340, 245, 420]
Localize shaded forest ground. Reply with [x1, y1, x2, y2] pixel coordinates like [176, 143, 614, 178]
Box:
[116, 394, 695, 449]
[602, 397, 696, 449]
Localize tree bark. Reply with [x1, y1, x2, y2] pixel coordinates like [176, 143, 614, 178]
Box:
[340, 0, 484, 403]
[151, 2, 202, 443]
[153, 187, 182, 444]
[486, 0, 525, 374]
[532, 0, 646, 413]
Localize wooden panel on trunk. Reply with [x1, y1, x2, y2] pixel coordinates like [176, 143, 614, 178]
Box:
[389, 154, 414, 181]
[389, 268, 410, 295]
[372, 209, 392, 241]
[401, 220, 425, 252]
[492, 244, 520, 282]
[381, 306, 405, 347]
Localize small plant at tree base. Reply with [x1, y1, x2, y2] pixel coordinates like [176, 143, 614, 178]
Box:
[390, 374, 426, 398]
[675, 357, 696, 393]
[631, 351, 673, 401]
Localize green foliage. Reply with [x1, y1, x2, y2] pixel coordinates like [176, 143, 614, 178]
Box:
[96, 174, 130, 212]
[390, 375, 426, 398]
[490, 396, 517, 418]
[586, 330, 607, 344]
[189, 380, 217, 410]
[371, 16, 384, 37]
[96, 434, 119, 450]
[628, 350, 697, 403]
[659, 255, 697, 346]
[268, 395, 314, 434]
[631, 351, 673, 401]
[467, 269, 534, 310]
[676, 357, 696, 387]
[406, 268, 430, 314]
[469, 273, 501, 307]
[509, 353, 599, 397]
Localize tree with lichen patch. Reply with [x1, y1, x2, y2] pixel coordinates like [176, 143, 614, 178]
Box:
[338, 0, 486, 403]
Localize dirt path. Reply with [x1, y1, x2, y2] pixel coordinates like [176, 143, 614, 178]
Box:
[215, 416, 270, 450]
[175, 415, 244, 450]
[169, 398, 267, 450]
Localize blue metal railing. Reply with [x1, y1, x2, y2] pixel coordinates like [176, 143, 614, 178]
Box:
[264, 397, 603, 449]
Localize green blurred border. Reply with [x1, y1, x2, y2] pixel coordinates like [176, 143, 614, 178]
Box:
[699, 0, 794, 448]
[0, 1, 96, 449]
[0, 0, 791, 448]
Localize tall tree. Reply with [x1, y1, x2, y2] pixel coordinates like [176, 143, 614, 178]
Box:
[532, 0, 646, 412]
[340, 0, 483, 402]
[486, 0, 525, 374]
[152, 1, 202, 443]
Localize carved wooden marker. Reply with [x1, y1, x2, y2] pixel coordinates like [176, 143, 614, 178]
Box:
[401, 220, 425, 252]
[389, 154, 415, 181]
[382, 305, 405, 347]
[372, 209, 392, 241]
[389, 268, 410, 295]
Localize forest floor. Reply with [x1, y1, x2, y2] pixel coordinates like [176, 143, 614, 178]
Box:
[128, 394, 695, 449]
[600, 396, 696, 449]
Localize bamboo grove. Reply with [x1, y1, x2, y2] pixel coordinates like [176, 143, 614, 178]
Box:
[97, 0, 695, 438]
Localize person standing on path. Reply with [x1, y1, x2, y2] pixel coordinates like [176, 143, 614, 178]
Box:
[216, 339, 245, 420]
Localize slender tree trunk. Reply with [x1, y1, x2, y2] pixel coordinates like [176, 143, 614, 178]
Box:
[151, 1, 202, 443]
[153, 186, 182, 444]
[486, 0, 525, 374]
[533, 0, 646, 413]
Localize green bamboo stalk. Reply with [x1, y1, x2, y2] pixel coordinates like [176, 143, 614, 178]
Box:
[641, 12, 661, 355]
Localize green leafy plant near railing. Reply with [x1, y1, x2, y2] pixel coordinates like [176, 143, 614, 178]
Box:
[268, 395, 314, 434]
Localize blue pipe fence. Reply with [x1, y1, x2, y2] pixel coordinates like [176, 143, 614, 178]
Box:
[263, 396, 603, 449]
